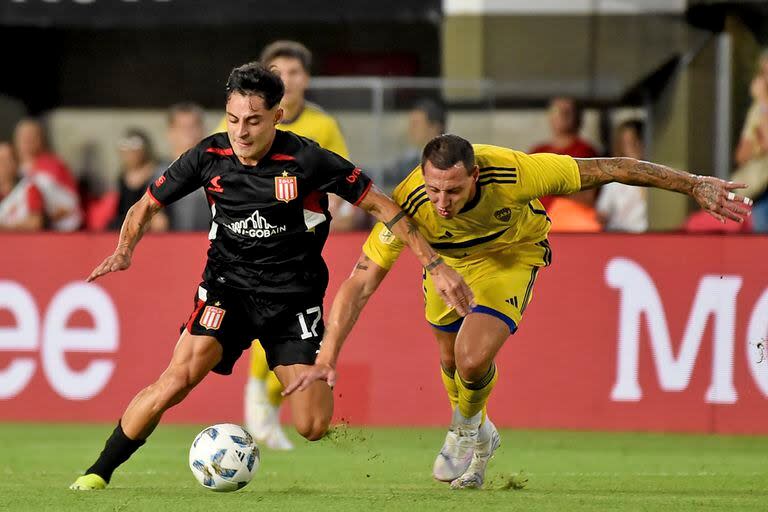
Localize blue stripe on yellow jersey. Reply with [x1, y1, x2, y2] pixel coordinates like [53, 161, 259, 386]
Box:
[363, 144, 581, 270]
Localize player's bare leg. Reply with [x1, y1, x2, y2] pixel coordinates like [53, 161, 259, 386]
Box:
[70, 332, 223, 490]
[122, 332, 223, 438]
[273, 364, 333, 441]
[431, 328, 476, 482]
[450, 313, 508, 489]
[434, 328, 458, 377]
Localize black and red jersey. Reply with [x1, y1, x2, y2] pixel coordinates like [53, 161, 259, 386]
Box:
[148, 130, 372, 293]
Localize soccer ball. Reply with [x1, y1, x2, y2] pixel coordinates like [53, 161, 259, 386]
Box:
[189, 423, 260, 492]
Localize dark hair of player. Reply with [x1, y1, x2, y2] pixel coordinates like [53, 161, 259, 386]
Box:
[225, 62, 285, 110]
[421, 134, 475, 174]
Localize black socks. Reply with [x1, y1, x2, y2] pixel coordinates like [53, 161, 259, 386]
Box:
[85, 421, 146, 483]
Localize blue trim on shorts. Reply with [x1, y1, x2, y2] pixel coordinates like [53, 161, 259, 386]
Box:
[428, 306, 518, 334]
[429, 317, 464, 332]
[471, 305, 518, 334]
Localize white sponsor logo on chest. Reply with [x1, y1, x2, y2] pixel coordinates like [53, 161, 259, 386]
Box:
[225, 210, 287, 238]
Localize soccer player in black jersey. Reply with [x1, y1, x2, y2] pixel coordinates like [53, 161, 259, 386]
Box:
[69, 62, 474, 491]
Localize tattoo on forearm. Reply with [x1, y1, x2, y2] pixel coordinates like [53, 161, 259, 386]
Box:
[117, 208, 138, 250]
[424, 256, 444, 272]
[384, 211, 406, 231]
[584, 157, 695, 195]
[627, 160, 694, 194]
[632, 160, 670, 181]
[406, 220, 419, 235]
[117, 201, 154, 253]
[354, 255, 370, 271]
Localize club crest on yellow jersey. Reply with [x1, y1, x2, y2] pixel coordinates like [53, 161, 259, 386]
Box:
[494, 208, 511, 222]
[379, 227, 395, 245]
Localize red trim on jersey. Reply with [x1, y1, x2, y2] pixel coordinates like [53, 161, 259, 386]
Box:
[205, 192, 215, 206]
[270, 153, 296, 161]
[303, 190, 325, 213]
[205, 147, 234, 156]
[146, 187, 164, 206]
[26, 183, 43, 213]
[185, 299, 206, 332]
[353, 181, 373, 206]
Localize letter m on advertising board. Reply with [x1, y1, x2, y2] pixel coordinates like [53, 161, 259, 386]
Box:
[605, 258, 742, 404]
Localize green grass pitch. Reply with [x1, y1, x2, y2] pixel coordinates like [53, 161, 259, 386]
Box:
[1, 423, 766, 511]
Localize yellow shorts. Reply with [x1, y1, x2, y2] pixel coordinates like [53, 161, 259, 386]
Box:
[424, 240, 551, 334]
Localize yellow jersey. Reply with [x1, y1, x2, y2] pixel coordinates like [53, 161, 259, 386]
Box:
[216, 101, 349, 158]
[363, 144, 581, 270]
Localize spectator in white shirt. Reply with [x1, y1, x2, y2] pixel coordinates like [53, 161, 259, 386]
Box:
[596, 119, 648, 232]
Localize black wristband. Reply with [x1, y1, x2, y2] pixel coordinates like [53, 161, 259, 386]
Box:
[425, 256, 444, 272]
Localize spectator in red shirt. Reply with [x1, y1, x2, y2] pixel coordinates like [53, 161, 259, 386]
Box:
[14, 118, 82, 231]
[0, 141, 44, 231]
[531, 97, 601, 229]
[530, 97, 599, 158]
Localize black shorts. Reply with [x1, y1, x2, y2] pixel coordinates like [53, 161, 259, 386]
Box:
[182, 282, 324, 375]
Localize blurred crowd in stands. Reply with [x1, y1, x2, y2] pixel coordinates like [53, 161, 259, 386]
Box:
[1, 41, 764, 234]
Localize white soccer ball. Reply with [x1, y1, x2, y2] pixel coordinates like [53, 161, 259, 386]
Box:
[189, 423, 260, 492]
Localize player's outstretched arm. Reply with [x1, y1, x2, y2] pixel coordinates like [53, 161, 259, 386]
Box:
[283, 253, 388, 395]
[86, 192, 163, 282]
[575, 157, 753, 223]
[357, 186, 475, 315]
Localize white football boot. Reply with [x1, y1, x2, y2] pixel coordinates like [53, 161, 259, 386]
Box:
[432, 409, 481, 482]
[244, 377, 293, 451]
[450, 417, 501, 489]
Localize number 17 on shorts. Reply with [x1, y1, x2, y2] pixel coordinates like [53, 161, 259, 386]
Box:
[296, 306, 322, 340]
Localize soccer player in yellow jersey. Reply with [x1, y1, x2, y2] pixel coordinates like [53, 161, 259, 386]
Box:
[215, 41, 357, 451]
[285, 134, 753, 488]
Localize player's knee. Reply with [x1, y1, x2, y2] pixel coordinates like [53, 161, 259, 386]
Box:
[303, 426, 327, 442]
[440, 356, 456, 374]
[294, 416, 329, 441]
[456, 355, 491, 383]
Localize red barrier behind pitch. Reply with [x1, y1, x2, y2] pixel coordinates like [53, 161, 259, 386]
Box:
[0, 233, 766, 433]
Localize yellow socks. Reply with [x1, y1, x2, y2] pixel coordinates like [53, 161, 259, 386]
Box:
[250, 340, 283, 407]
[249, 340, 271, 379]
[440, 365, 459, 410]
[266, 371, 283, 407]
[456, 362, 498, 420]
[251, 340, 283, 407]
